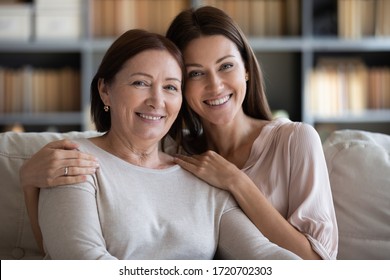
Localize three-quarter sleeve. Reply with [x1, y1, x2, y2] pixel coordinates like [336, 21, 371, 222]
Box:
[287, 123, 338, 259]
[216, 203, 301, 260]
[38, 181, 117, 260]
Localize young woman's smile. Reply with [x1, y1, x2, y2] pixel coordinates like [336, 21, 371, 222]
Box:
[203, 94, 233, 107]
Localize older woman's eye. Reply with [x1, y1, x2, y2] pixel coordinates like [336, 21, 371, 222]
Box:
[132, 81, 148, 87]
[165, 85, 179, 92]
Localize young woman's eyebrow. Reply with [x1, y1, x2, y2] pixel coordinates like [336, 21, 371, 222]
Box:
[216, 55, 235, 64]
[185, 55, 235, 68]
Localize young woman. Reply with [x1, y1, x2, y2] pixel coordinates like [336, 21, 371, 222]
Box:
[20, 6, 337, 260]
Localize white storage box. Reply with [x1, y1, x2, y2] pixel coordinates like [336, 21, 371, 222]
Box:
[35, 10, 81, 40]
[0, 4, 32, 41]
[35, 0, 82, 10]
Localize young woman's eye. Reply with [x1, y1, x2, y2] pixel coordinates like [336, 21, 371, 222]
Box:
[188, 71, 203, 78]
[220, 63, 233, 70]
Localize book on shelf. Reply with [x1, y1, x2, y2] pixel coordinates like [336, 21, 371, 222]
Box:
[91, 0, 188, 37]
[375, 0, 390, 37]
[338, 0, 390, 38]
[204, 0, 300, 36]
[0, 67, 81, 115]
[114, 0, 137, 36]
[307, 58, 390, 118]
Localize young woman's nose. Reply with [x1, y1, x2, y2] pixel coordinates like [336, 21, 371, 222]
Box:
[206, 72, 224, 93]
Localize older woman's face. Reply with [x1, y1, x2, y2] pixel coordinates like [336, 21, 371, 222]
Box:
[101, 50, 182, 144]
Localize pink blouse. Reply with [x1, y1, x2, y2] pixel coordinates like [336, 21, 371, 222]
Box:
[242, 118, 338, 259]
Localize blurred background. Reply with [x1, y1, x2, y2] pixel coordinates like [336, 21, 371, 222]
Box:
[0, 0, 389, 141]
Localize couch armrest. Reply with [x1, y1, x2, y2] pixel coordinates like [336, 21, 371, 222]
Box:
[323, 129, 390, 259]
[0, 131, 100, 259]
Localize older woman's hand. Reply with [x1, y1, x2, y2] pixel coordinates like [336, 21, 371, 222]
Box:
[20, 139, 99, 189]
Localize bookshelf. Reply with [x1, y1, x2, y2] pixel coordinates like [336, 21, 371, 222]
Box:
[0, 0, 389, 136]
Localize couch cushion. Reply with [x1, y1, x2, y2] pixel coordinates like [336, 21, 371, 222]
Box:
[323, 129, 390, 259]
[0, 130, 100, 260]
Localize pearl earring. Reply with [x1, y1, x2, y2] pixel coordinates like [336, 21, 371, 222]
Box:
[245, 73, 249, 81]
[104, 105, 110, 112]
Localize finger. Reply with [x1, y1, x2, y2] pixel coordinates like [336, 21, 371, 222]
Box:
[173, 156, 200, 174]
[51, 149, 98, 163]
[58, 166, 98, 178]
[174, 154, 200, 165]
[50, 175, 89, 187]
[53, 157, 100, 169]
[46, 139, 80, 150]
[46, 140, 98, 162]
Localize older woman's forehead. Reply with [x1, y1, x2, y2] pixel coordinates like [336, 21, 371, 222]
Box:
[118, 50, 183, 77]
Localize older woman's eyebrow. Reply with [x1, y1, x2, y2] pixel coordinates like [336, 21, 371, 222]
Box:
[166, 77, 182, 83]
[130, 72, 152, 78]
[129, 72, 181, 83]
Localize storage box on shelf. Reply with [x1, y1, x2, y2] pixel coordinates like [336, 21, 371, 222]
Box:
[35, 0, 82, 40]
[0, 4, 32, 42]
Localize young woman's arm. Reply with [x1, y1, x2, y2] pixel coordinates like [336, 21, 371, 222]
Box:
[20, 139, 99, 188]
[217, 200, 300, 260]
[175, 124, 338, 260]
[175, 152, 321, 260]
[20, 139, 99, 252]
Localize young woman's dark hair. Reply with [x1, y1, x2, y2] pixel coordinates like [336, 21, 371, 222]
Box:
[90, 29, 185, 151]
[166, 6, 273, 154]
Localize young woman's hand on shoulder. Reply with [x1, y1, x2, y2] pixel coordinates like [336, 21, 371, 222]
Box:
[20, 139, 99, 190]
[174, 151, 247, 192]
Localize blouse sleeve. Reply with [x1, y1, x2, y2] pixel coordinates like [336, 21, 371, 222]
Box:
[288, 123, 338, 259]
[216, 201, 301, 260]
[38, 179, 117, 260]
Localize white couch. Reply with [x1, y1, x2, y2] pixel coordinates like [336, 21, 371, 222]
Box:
[0, 129, 389, 260]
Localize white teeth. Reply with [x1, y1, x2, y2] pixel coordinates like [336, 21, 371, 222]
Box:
[205, 95, 231, 106]
[138, 113, 163, 120]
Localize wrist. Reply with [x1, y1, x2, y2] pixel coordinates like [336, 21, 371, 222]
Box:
[227, 171, 252, 195]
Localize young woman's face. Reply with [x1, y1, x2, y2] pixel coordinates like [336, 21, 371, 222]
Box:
[183, 35, 247, 125]
[100, 50, 182, 144]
